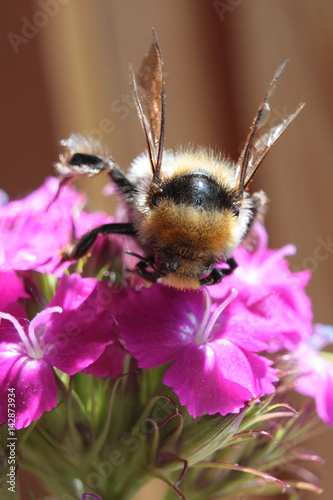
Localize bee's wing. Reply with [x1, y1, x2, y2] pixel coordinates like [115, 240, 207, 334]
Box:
[242, 103, 304, 190]
[130, 29, 165, 181]
[235, 61, 304, 197]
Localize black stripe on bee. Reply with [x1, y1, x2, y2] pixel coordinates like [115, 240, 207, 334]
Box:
[154, 171, 235, 212]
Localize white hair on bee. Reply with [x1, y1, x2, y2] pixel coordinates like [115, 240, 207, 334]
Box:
[55, 133, 116, 178]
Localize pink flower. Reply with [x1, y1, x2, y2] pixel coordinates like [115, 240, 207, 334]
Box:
[211, 224, 313, 351]
[0, 177, 114, 276]
[0, 274, 120, 428]
[0, 307, 62, 429]
[0, 271, 28, 318]
[294, 324, 333, 427]
[117, 285, 278, 418]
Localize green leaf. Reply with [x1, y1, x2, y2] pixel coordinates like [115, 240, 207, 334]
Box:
[163, 408, 247, 470]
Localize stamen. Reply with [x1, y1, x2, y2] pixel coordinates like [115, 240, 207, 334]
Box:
[195, 288, 212, 343]
[0, 312, 35, 357]
[29, 307, 63, 357]
[0, 307, 62, 359]
[195, 288, 238, 344]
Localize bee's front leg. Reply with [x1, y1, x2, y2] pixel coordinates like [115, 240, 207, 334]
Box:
[62, 223, 136, 260]
[199, 257, 237, 286]
[135, 257, 162, 283]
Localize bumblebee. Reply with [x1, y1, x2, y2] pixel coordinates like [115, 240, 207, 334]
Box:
[56, 30, 304, 289]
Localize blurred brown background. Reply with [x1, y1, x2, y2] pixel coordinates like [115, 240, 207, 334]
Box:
[1, 1, 332, 499]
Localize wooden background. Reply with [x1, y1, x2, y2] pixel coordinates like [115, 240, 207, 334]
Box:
[1, 1, 332, 499]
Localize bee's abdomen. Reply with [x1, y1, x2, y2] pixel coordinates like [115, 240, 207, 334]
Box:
[161, 171, 234, 211]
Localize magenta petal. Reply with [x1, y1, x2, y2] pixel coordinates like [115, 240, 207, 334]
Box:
[118, 285, 204, 368]
[316, 374, 333, 427]
[215, 299, 276, 351]
[209, 227, 313, 353]
[0, 177, 113, 276]
[261, 294, 312, 351]
[0, 271, 29, 306]
[42, 277, 116, 374]
[0, 352, 57, 429]
[295, 340, 333, 427]
[0, 178, 83, 274]
[164, 341, 277, 418]
[49, 274, 98, 310]
[42, 307, 115, 375]
[0, 177, 84, 217]
[0, 271, 28, 319]
[82, 341, 127, 378]
[243, 349, 278, 394]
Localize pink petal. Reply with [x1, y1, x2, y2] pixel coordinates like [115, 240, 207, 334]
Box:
[0, 177, 113, 276]
[82, 341, 127, 378]
[164, 341, 277, 418]
[297, 369, 333, 426]
[41, 307, 115, 375]
[49, 274, 99, 311]
[316, 374, 333, 426]
[209, 230, 313, 351]
[118, 285, 204, 368]
[0, 351, 57, 429]
[295, 341, 333, 427]
[0, 271, 28, 319]
[215, 298, 276, 351]
[42, 277, 117, 374]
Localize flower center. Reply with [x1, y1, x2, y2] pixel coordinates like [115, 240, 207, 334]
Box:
[0, 307, 62, 359]
[195, 288, 238, 345]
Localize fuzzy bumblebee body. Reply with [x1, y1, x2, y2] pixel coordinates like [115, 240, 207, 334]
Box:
[55, 30, 304, 290]
[126, 149, 253, 289]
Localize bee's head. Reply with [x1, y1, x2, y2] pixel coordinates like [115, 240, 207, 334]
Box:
[152, 248, 216, 289]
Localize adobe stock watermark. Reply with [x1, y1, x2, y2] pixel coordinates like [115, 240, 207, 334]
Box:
[213, 0, 244, 22]
[81, 68, 169, 143]
[81, 92, 137, 144]
[278, 234, 333, 291]
[291, 235, 333, 274]
[7, 388, 17, 494]
[7, 0, 72, 54]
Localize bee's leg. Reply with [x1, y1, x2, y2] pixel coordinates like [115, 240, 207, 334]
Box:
[109, 166, 136, 202]
[124, 250, 163, 282]
[124, 250, 161, 282]
[199, 257, 237, 286]
[62, 223, 136, 260]
[130, 254, 166, 283]
[222, 256, 238, 276]
[135, 258, 161, 283]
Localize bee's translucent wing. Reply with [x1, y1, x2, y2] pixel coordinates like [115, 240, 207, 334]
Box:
[235, 61, 304, 197]
[130, 29, 165, 181]
[242, 103, 304, 190]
